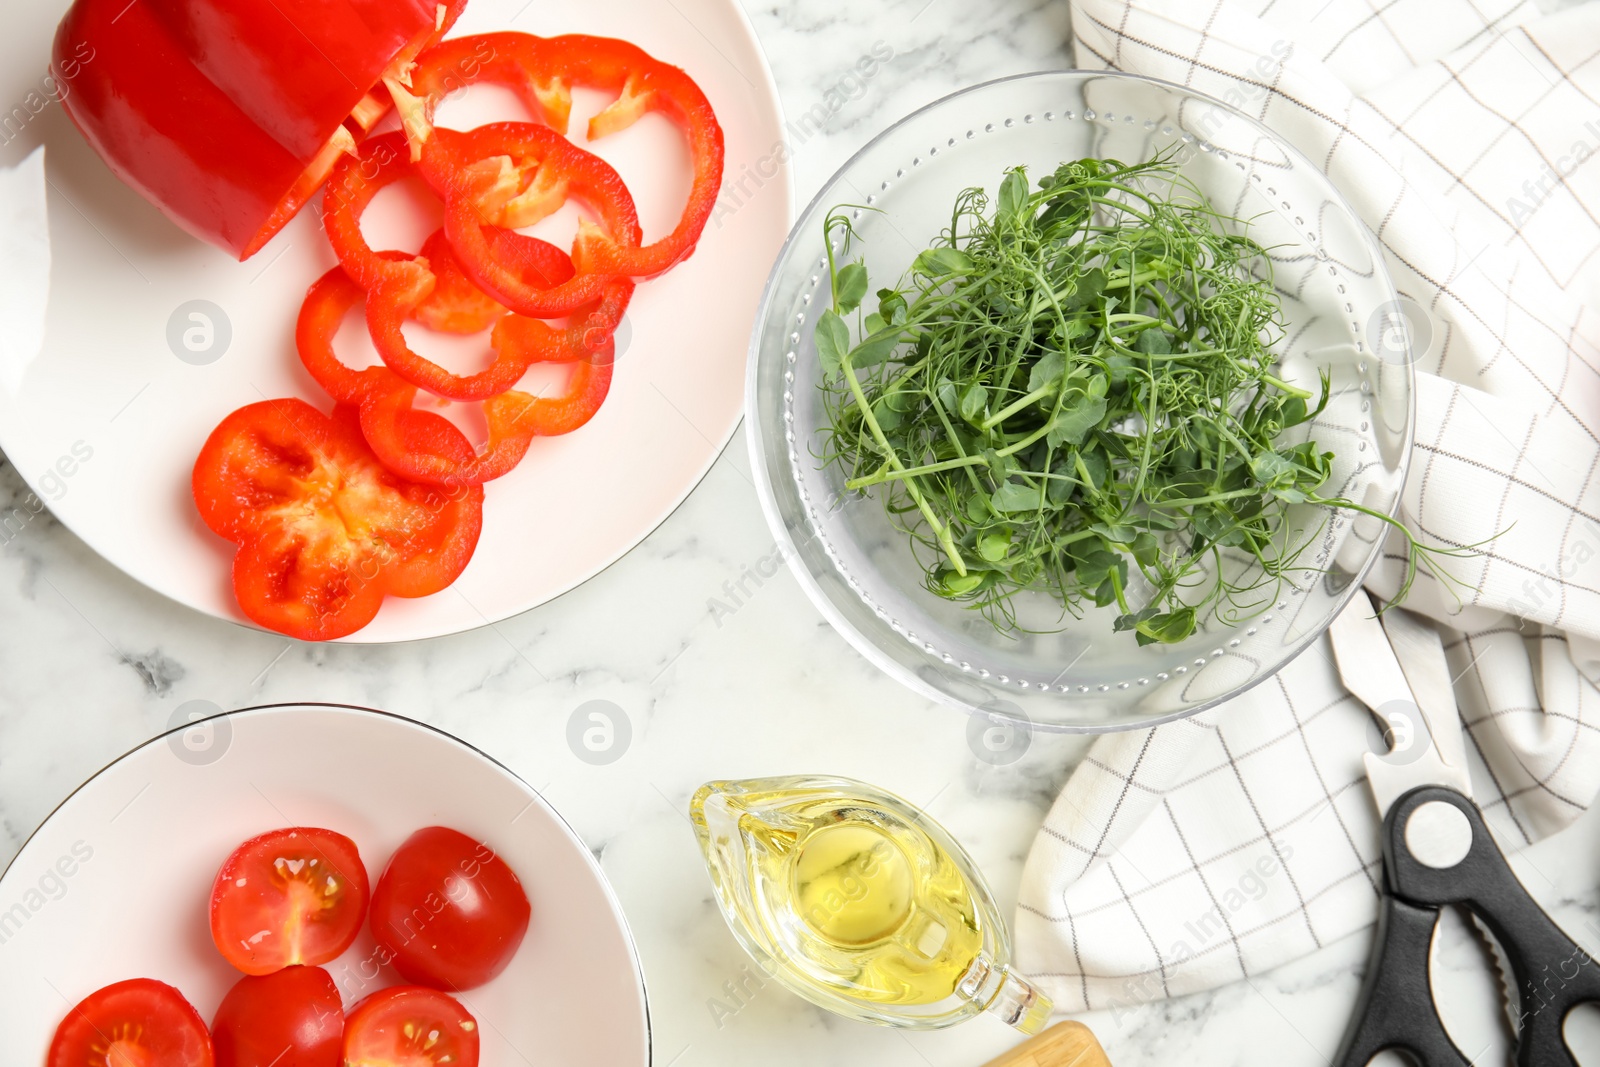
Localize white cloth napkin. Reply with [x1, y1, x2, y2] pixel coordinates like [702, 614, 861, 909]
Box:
[1015, 0, 1600, 1016]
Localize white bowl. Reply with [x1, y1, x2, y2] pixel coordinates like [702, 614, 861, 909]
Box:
[0, 704, 649, 1065]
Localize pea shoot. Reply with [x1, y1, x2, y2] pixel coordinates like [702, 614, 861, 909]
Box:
[815, 156, 1466, 644]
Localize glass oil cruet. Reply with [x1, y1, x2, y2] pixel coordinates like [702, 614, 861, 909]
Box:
[689, 775, 1052, 1033]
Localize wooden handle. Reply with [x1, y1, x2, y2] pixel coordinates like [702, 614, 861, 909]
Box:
[980, 1021, 1112, 1067]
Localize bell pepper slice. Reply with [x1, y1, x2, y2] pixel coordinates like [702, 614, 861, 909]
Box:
[359, 344, 615, 486]
[192, 398, 484, 640]
[422, 123, 643, 318]
[414, 227, 575, 334]
[300, 239, 617, 403]
[53, 0, 468, 260]
[409, 32, 725, 277]
[322, 132, 439, 300]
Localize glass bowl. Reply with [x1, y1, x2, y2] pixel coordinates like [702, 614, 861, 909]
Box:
[746, 71, 1413, 732]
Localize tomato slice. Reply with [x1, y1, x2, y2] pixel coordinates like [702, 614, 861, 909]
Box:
[212, 966, 342, 1067]
[210, 827, 371, 976]
[343, 987, 479, 1067]
[370, 827, 532, 991]
[49, 978, 213, 1067]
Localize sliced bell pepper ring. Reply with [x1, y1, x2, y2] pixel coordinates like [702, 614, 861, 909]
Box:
[322, 132, 439, 300]
[408, 32, 725, 277]
[368, 274, 632, 400]
[421, 123, 643, 319]
[53, 0, 467, 260]
[359, 343, 615, 486]
[193, 398, 484, 640]
[299, 241, 612, 403]
[489, 277, 634, 364]
[414, 227, 575, 334]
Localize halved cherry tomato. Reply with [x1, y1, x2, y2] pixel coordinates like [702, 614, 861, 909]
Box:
[370, 827, 533, 990]
[192, 399, 485, 640]
[210, 827, 371, 976]
[343, 987, 479, 1067]
[49, 978, 213, 1067]
[213, 966, 342, 1067]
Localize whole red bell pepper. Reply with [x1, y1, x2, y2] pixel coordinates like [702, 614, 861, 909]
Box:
[53, 0, 467, 259]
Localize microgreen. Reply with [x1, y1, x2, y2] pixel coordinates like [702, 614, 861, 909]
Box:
[814, 156, 1472, 643]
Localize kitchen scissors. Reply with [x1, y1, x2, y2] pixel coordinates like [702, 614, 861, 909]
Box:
[1329, 591, 1600, 1067]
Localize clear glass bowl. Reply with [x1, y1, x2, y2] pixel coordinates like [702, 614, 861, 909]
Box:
[747, 71, 1414, 732]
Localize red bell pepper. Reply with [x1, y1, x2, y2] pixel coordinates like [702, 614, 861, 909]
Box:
[414, 227, 575, 334]
[192, 398, 484, 640]
[53, 0, 467, 260]
[423, 123, 643, 318]
[299, 236, 614, 403]
[409, 33, 725, 278]
[359, 348, 615, 486]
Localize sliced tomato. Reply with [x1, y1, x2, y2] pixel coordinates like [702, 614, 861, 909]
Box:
[210, 827, 370, 976]
[369, 827, 532, 991]
[49, 978, 213, 1067]
[192, 398, 485, 640]
[212, 966, 342, 1067]
[343, 987, 479, 1067]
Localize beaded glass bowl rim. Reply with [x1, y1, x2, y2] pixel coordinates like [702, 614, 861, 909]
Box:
[745, 69, 1415, 731]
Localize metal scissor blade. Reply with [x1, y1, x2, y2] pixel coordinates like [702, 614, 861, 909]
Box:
[1327, 592, 1472, 816]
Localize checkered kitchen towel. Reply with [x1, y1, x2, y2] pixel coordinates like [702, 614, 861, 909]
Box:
[1016, 0, 1600, 1014]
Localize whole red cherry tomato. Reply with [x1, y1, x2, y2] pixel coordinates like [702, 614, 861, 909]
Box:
[211, 827, 370, 976]
[370, 826, 532, 990]
[212, 966, 343, 1067]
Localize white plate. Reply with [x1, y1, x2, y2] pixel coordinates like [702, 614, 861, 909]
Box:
[0, 704, 650, 1065]
[0, 0, 790, 642]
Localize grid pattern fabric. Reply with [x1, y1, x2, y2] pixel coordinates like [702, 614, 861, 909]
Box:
[1016, 0, 1600, 1014]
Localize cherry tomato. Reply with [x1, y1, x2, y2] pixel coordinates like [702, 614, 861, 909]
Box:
[370, 827, 532, 990]
[342, 987, 479, 1067]
[211, 827, 371, 976]
[212, 966, 343, 1067]
[49, 978, 213, 1067]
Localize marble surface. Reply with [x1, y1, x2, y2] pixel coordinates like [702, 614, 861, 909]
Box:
[4, 1, 1600, 1064]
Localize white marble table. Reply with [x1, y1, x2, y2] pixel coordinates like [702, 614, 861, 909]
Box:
[5, 1, 1600, 1064]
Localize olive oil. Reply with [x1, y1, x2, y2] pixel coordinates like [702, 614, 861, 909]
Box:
[691, 776, 1051, 1032]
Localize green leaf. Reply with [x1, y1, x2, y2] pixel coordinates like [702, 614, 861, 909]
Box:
[1130, 532, 1160, 568]
[1047, 392, 1108, 447]
[851, 328, 902, 368]
[939, 570, 986, 596]
[937, 378, 959, 417]
[815, 311, 849, 379]
[997, 169, 1030, 224]
[990, 480, 1042, 513]
[977, 528, 1013, 561]
[1028, 351, 1066, 393]
[1135, 328, 1172, 355]
[1064, 267, 1106, 309]
[959, 383, 988, 424]
[913, 247, 976, 277]
[835, 262, 869, 313]
[1135, 607, 1197, 645]
[877, 289, 909, 326]
[870, 395, 904, 432]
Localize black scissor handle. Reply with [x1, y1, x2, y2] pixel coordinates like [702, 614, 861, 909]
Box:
[1333, 894, 1471, 1067]
[1385, 786, 1600, 1067]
